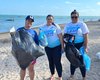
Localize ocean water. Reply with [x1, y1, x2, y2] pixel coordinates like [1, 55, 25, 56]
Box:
[0, 15, 100, 33]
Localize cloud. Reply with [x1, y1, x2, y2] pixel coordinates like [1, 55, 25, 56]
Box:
[97, 2, 100, 5]
[79, 9, 97, 16]
[65, 1, 72, 4]
[65, 1, 80, 5]
[80, 9, 95, 13]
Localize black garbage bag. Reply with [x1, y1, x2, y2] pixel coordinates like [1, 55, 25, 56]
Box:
[64, 33, 83, 67]
[10, 29, 45, 70]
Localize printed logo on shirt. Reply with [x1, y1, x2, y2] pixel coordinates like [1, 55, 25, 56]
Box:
[67, 25, 80, 34]
[44, 29, 56, 37]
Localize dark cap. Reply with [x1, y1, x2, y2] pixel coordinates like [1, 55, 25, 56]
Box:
[71, 10, 79, 17]
[26, 15, 34, 22]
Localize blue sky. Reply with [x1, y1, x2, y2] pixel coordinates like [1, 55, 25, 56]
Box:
[0, 0, 100, 16]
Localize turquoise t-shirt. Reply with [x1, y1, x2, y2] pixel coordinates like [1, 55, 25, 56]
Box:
[40, 24, 62, 48]
[64, 22, 89, 43]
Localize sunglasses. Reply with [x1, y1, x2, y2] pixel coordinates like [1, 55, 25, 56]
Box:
[47, 18, 53, 20]
[71, 16, 78, 19]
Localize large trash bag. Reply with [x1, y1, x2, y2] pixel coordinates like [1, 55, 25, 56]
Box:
[10, 29, 45, 70]
[80, 47, 91, 71]
[38, 29, 48, 47]
[64, 33, 76, 43]
[64, 34, 83, 67]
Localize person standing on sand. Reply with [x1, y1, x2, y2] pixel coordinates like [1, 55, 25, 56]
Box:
[39, 15, 64, 80]
[17, 15, 39, 80]
[64, 10, 89, 80]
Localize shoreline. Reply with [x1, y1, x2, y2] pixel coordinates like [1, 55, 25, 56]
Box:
[0, 20, 100, 34]
[0, 21, 100, 41]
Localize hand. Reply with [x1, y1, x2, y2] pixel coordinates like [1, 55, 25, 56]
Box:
[85, 47, 88, 53]
[61, 48, 64, 54]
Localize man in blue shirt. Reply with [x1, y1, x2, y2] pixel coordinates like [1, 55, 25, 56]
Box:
[17, 15, 39, 80]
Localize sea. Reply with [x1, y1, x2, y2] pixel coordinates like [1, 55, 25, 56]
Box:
[0, 15, 100, 33]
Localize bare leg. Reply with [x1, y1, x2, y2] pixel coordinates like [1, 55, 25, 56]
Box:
[20, 69, 26, 80]
[50, 74, 54, 80]
[28, 63, 35, 80]
[58, 77, 62, 80]
[83, 77, 86, 80]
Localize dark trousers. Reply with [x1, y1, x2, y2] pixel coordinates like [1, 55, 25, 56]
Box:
[70, 42, 86, 77]
[45, 45, 62, 77]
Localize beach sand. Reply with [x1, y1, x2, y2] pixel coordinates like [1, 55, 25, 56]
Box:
[0, 21, 100, 80]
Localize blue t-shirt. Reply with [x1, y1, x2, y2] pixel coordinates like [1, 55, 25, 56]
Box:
[40, 24, 62, 48]
[17, 27, 39, 45]
[64, 22, 89, 43]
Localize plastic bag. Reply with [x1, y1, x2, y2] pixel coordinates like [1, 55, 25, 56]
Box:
[38, 29, 48, 47]
[96, 52, 100, 59]
[64, 34, 83, 67]
[10, 29, 45, 70]
[80, 47, 91, 71]
[65, 43, 83, 67]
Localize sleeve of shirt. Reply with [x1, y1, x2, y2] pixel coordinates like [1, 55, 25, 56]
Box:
[81, 22, 89, 34]
[17, 27, 24, 31]
[56, 24, 62, 34]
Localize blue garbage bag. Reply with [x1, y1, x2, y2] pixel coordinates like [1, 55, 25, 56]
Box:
[38, 29, 48, 47]
[80, 47, 91, 71]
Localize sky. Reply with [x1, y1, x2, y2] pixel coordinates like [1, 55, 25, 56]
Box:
[0, 0, 100, 16]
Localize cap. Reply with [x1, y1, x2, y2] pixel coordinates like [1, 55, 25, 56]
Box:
[26, 15, 34, 22]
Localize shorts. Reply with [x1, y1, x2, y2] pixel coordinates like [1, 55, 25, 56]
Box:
[31, 60, 36, 65]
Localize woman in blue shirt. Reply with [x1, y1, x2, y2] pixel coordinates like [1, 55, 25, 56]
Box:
[64, 10, 89, 80]
[17, 15, 39, 80]
[39, 15, 64, 80]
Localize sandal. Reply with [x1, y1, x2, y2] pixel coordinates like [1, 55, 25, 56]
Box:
[50, 77, 54, 80]
[67, 76, 75, 80]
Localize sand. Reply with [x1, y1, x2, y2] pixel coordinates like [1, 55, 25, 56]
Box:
[0, 21, 100, 80]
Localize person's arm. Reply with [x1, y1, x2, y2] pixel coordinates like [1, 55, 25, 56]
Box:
[56, 24, 64, 51]
[58, 33, 64, 51]
[81, 22, 89, 53]
[83, 33, 89, 53]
